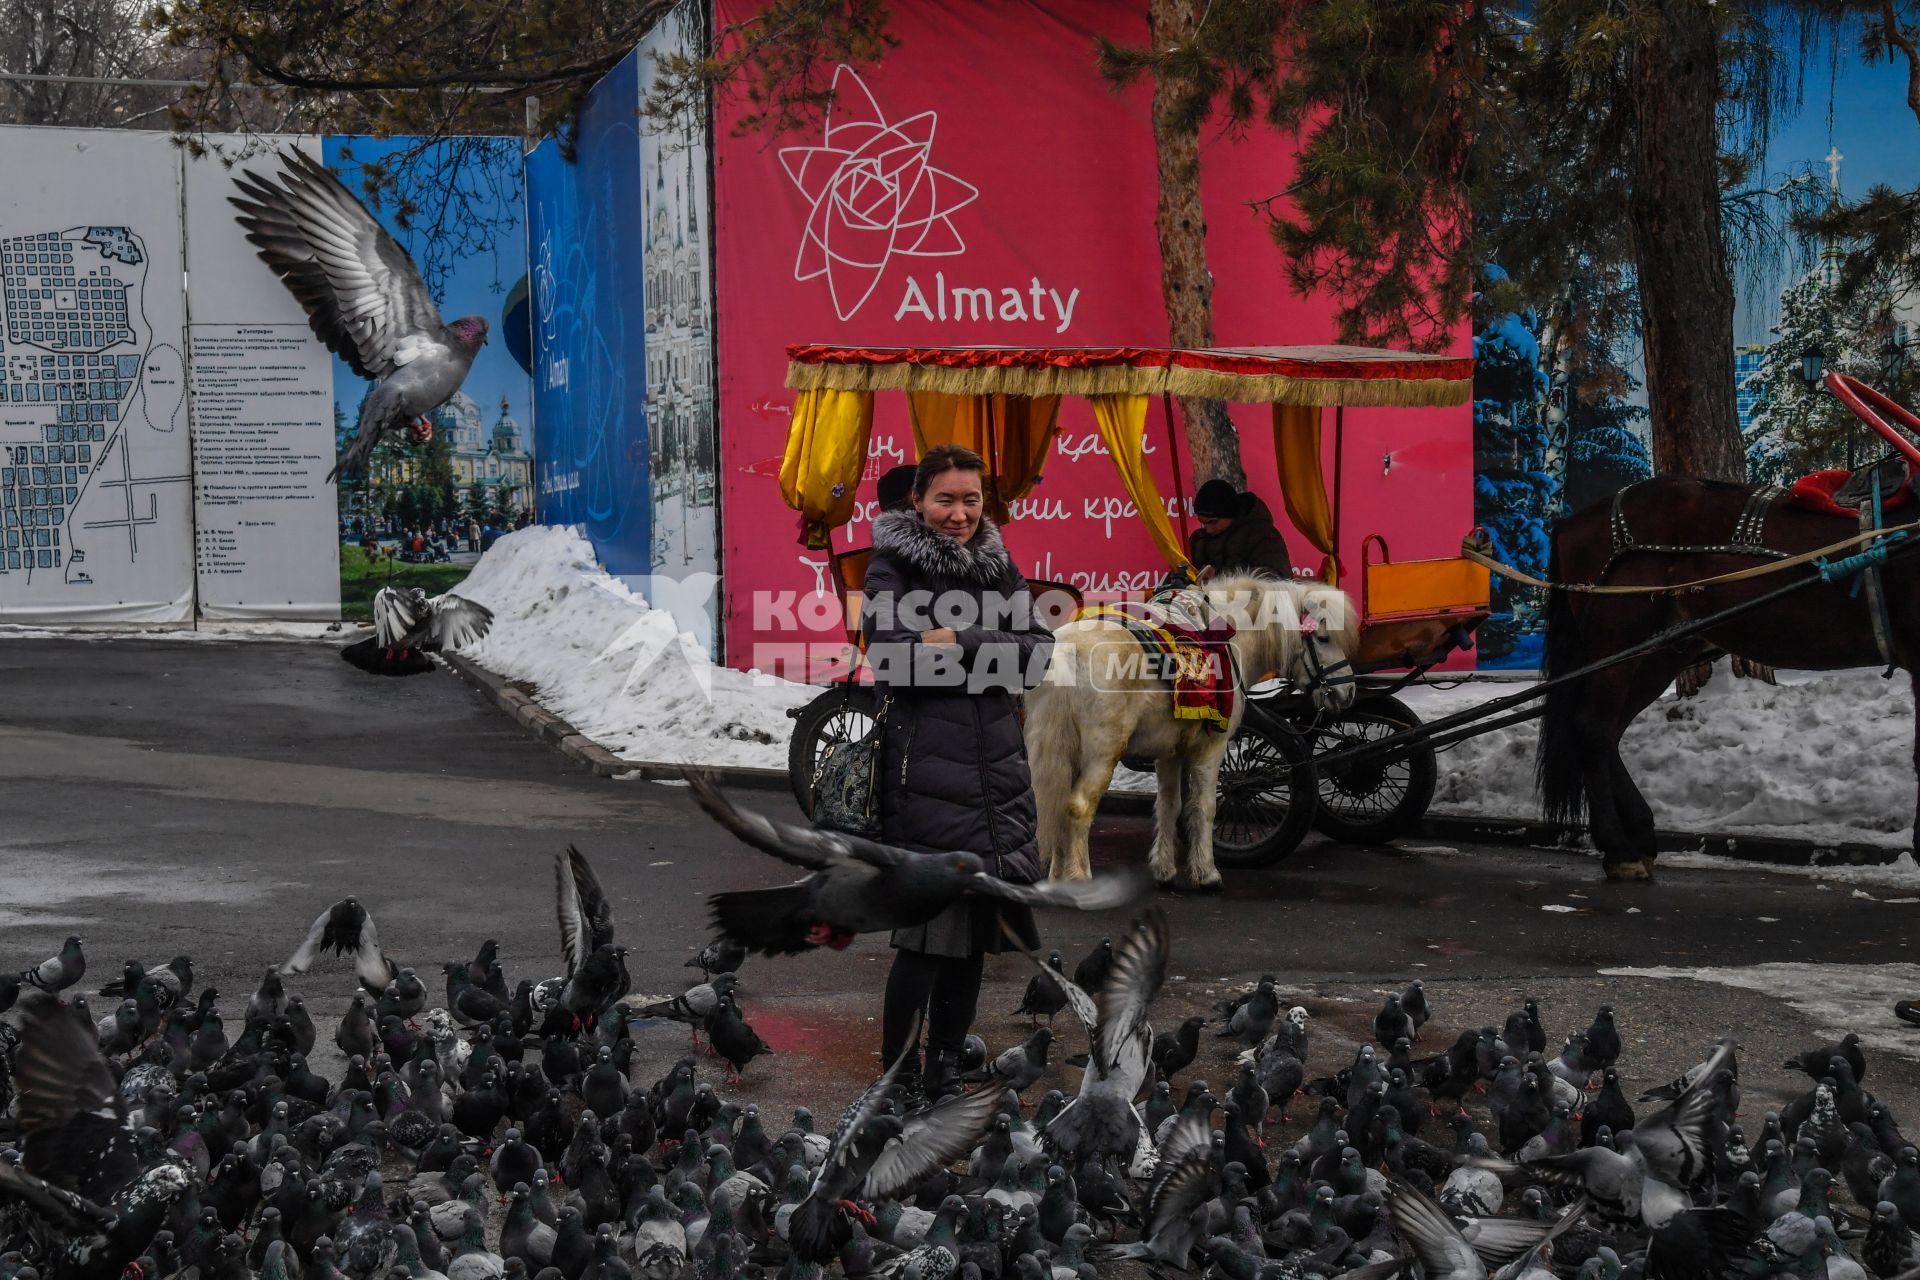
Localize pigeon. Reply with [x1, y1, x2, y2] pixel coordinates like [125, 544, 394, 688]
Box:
[704, 997, 773, 1084]
[281, 897, 396, 993]
[639, 976, 739, 1043]
[1218, 979, 1278, 1044]
[978, 1028, 1053, 1093]
[228, 148, 491, 483]
[342, 586, 494, 676]
[549, 845, 626, 1030]
[1039, 910, 1169, 1163]
[1784, 1032, 1867, 1084]
[1072, 939, 1114, 995]
[98, 956, 192, 1009]
[685, 771, 1141, 953]
[20, 935, 86, 995]
[1384, 1176, 1585, 1278]
[1151, 1016, 1206, 1080]
[1374, 992, 1415, 1048]
[1401, 977, 1431, 1039]
[685, 937, 746, 979]
[1013, 952, 1070, 1026]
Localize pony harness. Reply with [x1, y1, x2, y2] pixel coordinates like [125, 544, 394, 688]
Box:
[1080, 589, 1239, 732]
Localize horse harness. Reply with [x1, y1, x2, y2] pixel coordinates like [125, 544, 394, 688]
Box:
[1607, 479, 1904, 671]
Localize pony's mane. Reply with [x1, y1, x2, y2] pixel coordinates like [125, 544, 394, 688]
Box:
[1200, 572, 1361, 678]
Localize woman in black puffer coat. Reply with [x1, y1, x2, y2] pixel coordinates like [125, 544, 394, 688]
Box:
[861, 444, 1054, 1098]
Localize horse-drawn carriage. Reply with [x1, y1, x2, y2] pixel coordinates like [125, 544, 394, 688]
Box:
[778, 342, 1488, 871]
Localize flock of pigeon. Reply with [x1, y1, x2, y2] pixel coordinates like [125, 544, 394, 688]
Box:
[1, 788, 1920, 1280]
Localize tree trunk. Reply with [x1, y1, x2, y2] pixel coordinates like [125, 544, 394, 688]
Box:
[1147, 0, 1243, 489]
[1626, 1, 1744, 482]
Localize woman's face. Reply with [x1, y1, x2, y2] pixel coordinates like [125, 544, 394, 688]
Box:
[914, 467, 985, 542]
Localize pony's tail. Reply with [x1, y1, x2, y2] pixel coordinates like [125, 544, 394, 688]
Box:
[1533, 529, 1587, 829]
[1024, 680, 1078, 879]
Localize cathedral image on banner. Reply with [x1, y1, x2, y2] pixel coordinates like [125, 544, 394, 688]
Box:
[641, 0, 719, 617]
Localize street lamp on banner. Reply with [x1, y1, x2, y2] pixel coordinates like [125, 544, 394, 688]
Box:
[1798, 343, 1826, 390]
[1882, 330, 1909, 385]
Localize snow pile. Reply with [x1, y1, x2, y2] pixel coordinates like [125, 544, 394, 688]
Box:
[456, 526, 815, 769]
[1402, 664, 1917, 849]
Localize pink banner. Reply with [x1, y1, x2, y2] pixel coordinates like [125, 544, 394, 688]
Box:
[713, 0, 1471, 676]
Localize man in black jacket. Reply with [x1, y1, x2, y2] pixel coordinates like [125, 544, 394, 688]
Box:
[1189, 478, 1294, 580]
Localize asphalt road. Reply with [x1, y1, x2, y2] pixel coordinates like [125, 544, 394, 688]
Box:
[3, 635, 1920, 1193]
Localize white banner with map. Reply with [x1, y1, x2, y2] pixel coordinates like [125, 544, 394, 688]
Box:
[0, 128, 195, 622]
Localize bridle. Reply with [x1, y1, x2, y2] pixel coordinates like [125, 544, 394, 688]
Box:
[1287, 605, 1356, 697]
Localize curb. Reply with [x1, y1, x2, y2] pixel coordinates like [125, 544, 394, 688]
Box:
[441, 656, 1903, 867]
[440, 653, 645, 781]
[1413, 814, 1903, 868]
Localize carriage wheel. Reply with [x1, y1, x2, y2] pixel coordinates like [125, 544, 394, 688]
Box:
[786, 683, 881, 817]
[1308, 693, 1437, 844]
[1211, 717, 1319, 869]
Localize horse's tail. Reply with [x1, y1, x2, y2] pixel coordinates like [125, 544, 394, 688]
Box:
[1023, 679, 1078, 878]
[1533, 527, 1587, 829]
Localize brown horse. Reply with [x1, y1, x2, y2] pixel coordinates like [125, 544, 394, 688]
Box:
[1535, 475, 1920, 879]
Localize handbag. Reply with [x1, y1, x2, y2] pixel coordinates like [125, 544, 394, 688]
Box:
[811, 684, 893, 838]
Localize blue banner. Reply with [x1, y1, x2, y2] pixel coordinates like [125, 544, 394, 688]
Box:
[527, 52, 651, 576]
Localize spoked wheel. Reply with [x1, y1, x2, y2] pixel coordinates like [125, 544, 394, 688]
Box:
[1307, 693, 1437, 844]
[1211, 715, 1319, 868]
[786, 683, 881, 817]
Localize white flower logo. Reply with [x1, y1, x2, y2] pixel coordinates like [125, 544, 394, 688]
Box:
[780, 65, 979, 320]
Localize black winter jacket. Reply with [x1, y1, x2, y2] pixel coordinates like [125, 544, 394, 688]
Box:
[861, 511, 1054, 956]
[1189, 492, 1294, 579]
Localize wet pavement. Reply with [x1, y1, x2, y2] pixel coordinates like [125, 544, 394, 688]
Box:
[3, 636, 1920, 1175]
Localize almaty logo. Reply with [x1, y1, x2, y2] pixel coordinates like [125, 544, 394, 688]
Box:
[780, 64, 980, 320]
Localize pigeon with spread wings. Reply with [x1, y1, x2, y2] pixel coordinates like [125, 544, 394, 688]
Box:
[280, 897, 397, 993]
[684, 770, 1140, 955]
[1038, 909, 1169, 1164]
[786, 1033, 1003, 1263]
[229, 149, 489, 484]
[341, 585, 494, 677]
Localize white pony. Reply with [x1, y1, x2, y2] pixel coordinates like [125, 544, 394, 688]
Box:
[1025, 573, 1359, 888]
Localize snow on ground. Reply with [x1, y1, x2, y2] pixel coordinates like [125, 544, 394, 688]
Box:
[429, 527, 1920, 847]
[1601, 962, 1920, 1063]
[456, 525, 814, 770]
[1401, 662, 1918, 851]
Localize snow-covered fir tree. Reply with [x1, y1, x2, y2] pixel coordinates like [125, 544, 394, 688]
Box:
[1472, 268, 1556, 661]
[1746, 270, 1885, 483]
[1560, 272, 1651, 515]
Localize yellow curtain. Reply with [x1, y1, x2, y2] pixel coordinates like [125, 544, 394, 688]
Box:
[1274, 402, 1338, 585]
[1089, 393, 1191, 570]
[780, 389, 875, 549]
[905, 392, 1061, 525]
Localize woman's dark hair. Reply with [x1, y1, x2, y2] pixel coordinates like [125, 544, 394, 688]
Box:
[914, 443, 988, 497]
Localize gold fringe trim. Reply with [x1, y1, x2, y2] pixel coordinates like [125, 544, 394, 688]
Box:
[786, 360, 1469, 408]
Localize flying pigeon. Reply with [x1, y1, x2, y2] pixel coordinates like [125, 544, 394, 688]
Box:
[786, 1038, 1002, 1262]
[1038, 910, 1170, 1164]
[228, 148, 490, 484]
[684, 771, 1141, 954]
[280, 897, 396, 993]
[341, 585, 494, 677]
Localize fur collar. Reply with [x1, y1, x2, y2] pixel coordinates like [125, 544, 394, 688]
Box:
[873, 510, 1011, 584]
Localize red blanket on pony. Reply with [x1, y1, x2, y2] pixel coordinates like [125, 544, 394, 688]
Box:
[1079, 600, 1238, 732]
